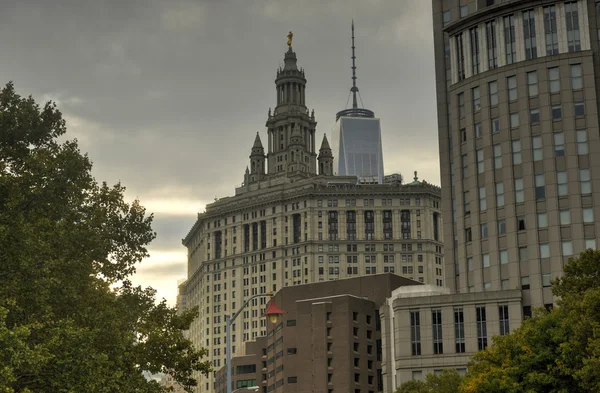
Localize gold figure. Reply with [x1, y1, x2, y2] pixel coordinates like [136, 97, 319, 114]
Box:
[287, 31, 293, 47]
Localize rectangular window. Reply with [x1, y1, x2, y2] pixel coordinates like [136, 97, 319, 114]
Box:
[461, 154, 468, 178]
[499, 305, 510, 336]
[458, 93, 465, 118]
[470, 28, 480, 75]
[454, 308, 465, 353]
[507, 75, 517, 101]
[477, 149, 484, 173]
[571, 64, 583, 89]
[443, 10, 450, 26]
[549, 67, 560, 93]
[476, 306, 488, 350]
[493, 144, 502, 169]
[472, 87, 480, 111]
[523, 9, 537, 60]
[552, 105, 562, 120]
[565, 2, 581, 52]
[499, 249, 508, 264]
[575, 102, 585, 117]
[512, 140, 522, 164]
[583, 207, 594, 223]
[540, 243, 550, 258]
[504, 15, 516, 64]
[557, 171, 568, 197]
[544, 6, 559, 55]
[554, 132, 565, 156]
[530, 108, 540, 123]
[580, 169, 592, 194]
[432, 310, 443, 355]
[481, 223, 488, 238]
[521, 276, 530, 290]
[491, 117, 500, 134]
[542, 273, 552, 287]
[586, 238, 597, 250]
[498, 219, 506, 235]
[482, 252, 490, 267]
[410, 311, 421, 356]
[510, 112, 519, 128]
[489, 81, 498, 106]
[535, 174, 545, 199]
[460, 5, 468, 17]
[496, 182, 505, 206]
[464, 191, 470, 215]
[515, 178, 524, 203]
[560, 209, 571, 225]
[527, 71, 538, 96]
[519, 246, 528, 261]
[486, 20, 498, 69]
[456, 33, 466, 81]
[475, 122, 482, 138]
[517, 216, 526, 231]
[532, 136, 543, 161]
[563, 240, 573, 256]
[479, 186, 487, 211]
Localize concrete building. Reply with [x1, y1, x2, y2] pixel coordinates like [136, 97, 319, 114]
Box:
[178, 40, 444, 393]
[381, 0, 600, 390]
[214, 274, 421, 393]
[331, 22, 385, 184]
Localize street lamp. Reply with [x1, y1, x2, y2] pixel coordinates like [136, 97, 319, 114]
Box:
[226, 292, 285, 393]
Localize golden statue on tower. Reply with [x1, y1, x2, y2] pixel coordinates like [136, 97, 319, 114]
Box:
[287, 31, 293, 47]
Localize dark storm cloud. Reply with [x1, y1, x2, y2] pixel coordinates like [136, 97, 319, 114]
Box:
[1, 0, 438, 302]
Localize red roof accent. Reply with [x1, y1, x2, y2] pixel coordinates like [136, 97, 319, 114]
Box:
[263, 300, 286, 316]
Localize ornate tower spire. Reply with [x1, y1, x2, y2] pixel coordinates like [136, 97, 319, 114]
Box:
[318, 134, 333, 176]
[248, 132, 266, 183]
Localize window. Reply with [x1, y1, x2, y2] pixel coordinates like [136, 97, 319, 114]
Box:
[521, 276, 530, 290]
[498, 219, 506, 235]
[577, 130, 589, 154]
[552, 105, 562, 120]
[548, 67, 560, 93]
[562, 240, 573, 256]
[467, 257, 473, 271]
[461, 128, 467, 143]
[477, 149, 484, 173]
[542, 273, 552, 287]
[527, 71, 538, 96]
[499, 249, 508, 265]
[493, 144, 502, 169]
[554, 133, 565, 156]
[479, 186, 487, 211]
[460, 4, 468, 17]
[458, 92, 465, 117]
[464, 191, 470, 215]
[537, 212, 548, 228]
[557, 171, 568, 197]
[515, 178, 524, 203]
[491, 117, 500, 134]
[565, 2, 581, 52]
[454, 308, 465, 353]
[410, 311, 421, 356]
[535, 174, 545, 199]
[504, 15, 516, 64]
[530, 108, 540, 123]
[496, 182, 505, 206]
[575, 102, 585, 117]
[560, 209, 571, 225]
[512, 140, 522, 164]
[571, 64, 583, 89]
[470, 28, 480, 75]
[461, 154, 468, 178]
[523, 9, 537, 60]
[585, 238, 597, 250]
[544, 6, 558, 55]
[472, 87, 480, 111]
[480, 223, 488, 239]
[499, 305, 510, 336]
[580, 169, 591, 194]
[507, 75, 517, 101]
[465, 227, 472, 242]
[482, 253, 490, 267]
[475, 122, 482, 138]
[583, 208, 594, 223]
[532, 136, 543, 161]
[432, 310, 443, 354]
[476, 306, 488, 350]
[519, 246, 527, 261]
[443, 10, 450, 26]
[486, 20, 498, 69]
[517, 216, 526, 231]
[489, 81, 498, 106]
[540, 243, 550, 258]
[510, 112, 519, 128]
[456, 33, 466, 81]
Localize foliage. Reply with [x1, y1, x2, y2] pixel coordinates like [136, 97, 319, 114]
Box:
[395, 369, 462, 393]
[460, 249, 600, 393]
[0, 82, 211, 393]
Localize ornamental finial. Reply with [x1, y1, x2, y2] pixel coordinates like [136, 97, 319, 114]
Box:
[287, 31, 293, 47]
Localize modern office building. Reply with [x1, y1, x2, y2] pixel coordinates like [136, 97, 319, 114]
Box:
[214, 274, 421, 393]
[331, 22, 385, 184]
[380, 0, 600, 390]
[178, 40, 444, 393]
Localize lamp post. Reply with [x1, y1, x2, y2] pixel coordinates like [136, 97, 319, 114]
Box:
[226, 293, 285, 393]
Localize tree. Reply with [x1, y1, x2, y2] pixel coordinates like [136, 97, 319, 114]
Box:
[460, 249, 600, 393]
[0, 82, 211, 393]
[395, 369, 462, 393]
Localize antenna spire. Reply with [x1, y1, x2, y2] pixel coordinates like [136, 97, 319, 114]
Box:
[351, 20, 358, 109]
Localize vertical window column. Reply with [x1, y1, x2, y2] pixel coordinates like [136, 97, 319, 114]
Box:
[410, 311, 421, 356]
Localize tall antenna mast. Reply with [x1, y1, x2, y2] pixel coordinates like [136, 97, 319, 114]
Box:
[351, 20, 358, 109]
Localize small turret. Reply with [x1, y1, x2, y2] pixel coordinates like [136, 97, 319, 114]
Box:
[249, 132, 266, 182]
[318, 134, 334, 176]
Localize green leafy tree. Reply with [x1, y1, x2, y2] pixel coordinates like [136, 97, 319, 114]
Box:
[460, 249, 600, 393]
[395, 369, 462, 393]
[0, 82, 211, 393]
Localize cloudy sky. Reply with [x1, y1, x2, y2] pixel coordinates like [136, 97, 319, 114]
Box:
[1, 0, 439, 304]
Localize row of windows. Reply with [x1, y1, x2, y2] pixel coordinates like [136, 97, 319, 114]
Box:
[410, 306, 509, 356]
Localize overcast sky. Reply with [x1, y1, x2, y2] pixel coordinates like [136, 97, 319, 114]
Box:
[1, 0, 439, 305]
